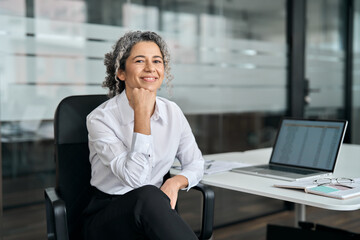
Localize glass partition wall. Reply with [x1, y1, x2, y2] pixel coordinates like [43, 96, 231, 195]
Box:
[0, 0, 287, 237]
[304, 0, 360, 143]
[304, 0, 346, 119]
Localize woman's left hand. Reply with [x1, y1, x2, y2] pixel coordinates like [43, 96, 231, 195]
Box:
[160, 175, 188, 209]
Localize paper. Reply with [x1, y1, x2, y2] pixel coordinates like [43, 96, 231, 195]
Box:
[172, 160, 251, 175]
[171, 160, 250, 175]
[204, 160, 250, 175]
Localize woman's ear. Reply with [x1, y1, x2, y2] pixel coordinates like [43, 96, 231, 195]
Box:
[117, 70, 125, 81]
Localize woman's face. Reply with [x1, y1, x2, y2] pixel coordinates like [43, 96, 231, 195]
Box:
[117, 41, 165, 93]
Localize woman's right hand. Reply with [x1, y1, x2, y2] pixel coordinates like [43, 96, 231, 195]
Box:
[128, 88, 156, 117]
[127, 88, 156, 135]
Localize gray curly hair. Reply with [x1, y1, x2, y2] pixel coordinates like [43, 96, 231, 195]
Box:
[103, 31, 173, 97]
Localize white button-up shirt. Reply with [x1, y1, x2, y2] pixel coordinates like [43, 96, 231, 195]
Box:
[87, 91, 204, 195]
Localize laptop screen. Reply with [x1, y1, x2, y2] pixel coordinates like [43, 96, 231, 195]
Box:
[270, 119, 347, 171]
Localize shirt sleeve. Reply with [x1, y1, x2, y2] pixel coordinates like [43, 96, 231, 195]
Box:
[175, 108, 204, 191]
[87, 116, 154, 188]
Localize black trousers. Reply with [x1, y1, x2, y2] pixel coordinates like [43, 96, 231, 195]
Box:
[83, 185, 198, 240]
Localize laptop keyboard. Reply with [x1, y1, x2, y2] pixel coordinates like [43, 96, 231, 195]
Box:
[262, 165, 315, 175]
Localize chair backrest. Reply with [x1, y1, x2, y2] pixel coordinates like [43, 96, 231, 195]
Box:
[54, 94, 108, 239]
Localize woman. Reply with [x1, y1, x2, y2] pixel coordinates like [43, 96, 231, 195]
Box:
[83, 31, 204, 239]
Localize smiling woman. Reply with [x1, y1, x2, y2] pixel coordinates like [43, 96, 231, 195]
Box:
[83, 31, 204, 240]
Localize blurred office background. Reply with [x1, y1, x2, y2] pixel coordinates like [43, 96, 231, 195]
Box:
[0, 0, 359, 239]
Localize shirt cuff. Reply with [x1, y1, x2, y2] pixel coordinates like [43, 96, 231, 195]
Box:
[177, 171, 198, 191]
[131, 133, 154, 163]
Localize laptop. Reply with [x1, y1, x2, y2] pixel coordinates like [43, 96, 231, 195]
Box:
[232, 118, 348, 181]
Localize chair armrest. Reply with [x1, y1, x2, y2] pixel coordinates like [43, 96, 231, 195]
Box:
[44, 187, 69, 240]
[193, 183, 215, 240]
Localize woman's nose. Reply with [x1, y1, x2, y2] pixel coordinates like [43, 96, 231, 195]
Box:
[144, 61, 155, 72]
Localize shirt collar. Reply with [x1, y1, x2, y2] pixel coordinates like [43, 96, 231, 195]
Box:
[153, 97, 168, 125]
[117, 90, 168, 126]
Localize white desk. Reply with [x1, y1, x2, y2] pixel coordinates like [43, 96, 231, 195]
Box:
[200, 144, 360, 226]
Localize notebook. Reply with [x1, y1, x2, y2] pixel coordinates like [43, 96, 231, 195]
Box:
[232, 118, 348, 181]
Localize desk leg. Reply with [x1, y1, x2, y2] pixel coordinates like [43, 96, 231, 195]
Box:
[294, 204, 306, 227]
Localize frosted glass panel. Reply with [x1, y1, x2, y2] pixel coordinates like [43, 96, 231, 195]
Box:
[305, 0, 345, 118]
[0, 12, 286, 121]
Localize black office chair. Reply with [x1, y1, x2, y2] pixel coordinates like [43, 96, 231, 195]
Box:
[44, 95, 215, 240]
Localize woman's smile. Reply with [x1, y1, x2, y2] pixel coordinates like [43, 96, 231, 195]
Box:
[142, 76, 158, 82]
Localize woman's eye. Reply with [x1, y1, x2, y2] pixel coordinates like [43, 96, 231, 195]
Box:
[135, 60, 144, 63]
[154, 60, 162, 64]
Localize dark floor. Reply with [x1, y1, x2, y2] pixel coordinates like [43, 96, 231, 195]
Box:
[213, 207, 360, 240]
[2, 186, 360, 240]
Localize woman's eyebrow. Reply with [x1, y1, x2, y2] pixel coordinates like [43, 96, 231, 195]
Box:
[132, 55, 163, 59]
[133, 55, 145, 59]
